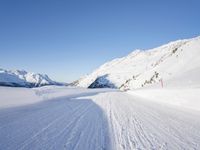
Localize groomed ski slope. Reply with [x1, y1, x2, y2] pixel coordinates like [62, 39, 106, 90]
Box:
[0, 86, 200, 150]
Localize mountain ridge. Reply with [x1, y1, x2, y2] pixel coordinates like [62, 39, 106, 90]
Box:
[76, 36, 200, 90]
[0, 68, 61, 87]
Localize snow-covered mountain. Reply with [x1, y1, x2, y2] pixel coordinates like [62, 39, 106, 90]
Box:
[0, 69, 59, 87]
[77, 36, 200, 90]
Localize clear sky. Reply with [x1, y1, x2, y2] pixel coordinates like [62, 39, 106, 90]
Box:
[0, 0, 200, 82]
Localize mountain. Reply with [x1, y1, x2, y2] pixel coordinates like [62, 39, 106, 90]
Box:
[0, 69, 60, 87]
[77, 36, 200, 90]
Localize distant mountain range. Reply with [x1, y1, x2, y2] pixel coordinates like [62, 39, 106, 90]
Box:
[76, 36, 200, 90]
[0, 69, 63, 87]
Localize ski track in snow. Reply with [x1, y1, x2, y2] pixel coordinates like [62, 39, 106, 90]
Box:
[91, 91, 200, 149]
[0, 89, 200, 150]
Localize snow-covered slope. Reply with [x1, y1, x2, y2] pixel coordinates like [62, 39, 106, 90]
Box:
[0, 68, 58, 87]
[77, 36, 200, 90]
[1, 87, 200, 149]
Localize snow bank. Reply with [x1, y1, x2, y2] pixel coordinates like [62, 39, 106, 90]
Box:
[0, 86, 41, 108]
[127, 88, 200, 111]
[0, 86, 110, 108]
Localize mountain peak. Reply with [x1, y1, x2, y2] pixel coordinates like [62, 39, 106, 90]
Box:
[0, 68, 59, 87]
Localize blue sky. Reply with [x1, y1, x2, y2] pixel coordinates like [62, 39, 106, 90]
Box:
[0, 0, 200, 82]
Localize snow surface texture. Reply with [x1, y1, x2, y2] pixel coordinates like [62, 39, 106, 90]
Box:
[0, 69, 58, 87]
[0, 86, 200, 149]
[77, 36, 200, 90]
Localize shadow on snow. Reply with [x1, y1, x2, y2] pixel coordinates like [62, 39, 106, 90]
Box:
[0, 91, 112, 150]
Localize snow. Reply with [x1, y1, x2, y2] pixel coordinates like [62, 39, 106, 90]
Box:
[0, 86, 109, 108]
[1, 36, 200, 149]
[0, 86, 41, 108]
[89, 91, 200, 149]
[77, 36, 200, 90]
[0, 86, 200, 149]
[128, 88, 200, 111]
[0, 69, 58, 87]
